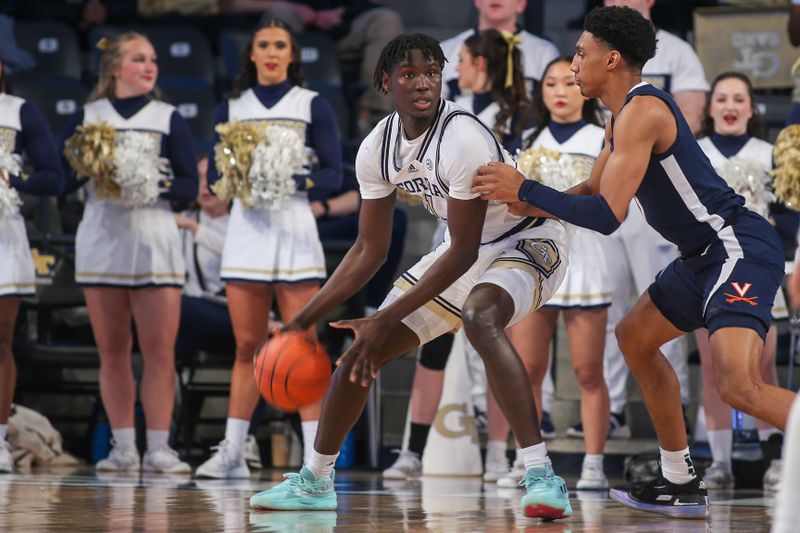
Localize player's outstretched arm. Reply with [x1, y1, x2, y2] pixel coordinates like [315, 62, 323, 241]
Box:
[474, 99, 666, 235]
[286, 194, 396, 331]
[333, 195, 487, 385]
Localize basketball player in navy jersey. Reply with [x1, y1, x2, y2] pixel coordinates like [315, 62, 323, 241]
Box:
[472, 6, 797, 519]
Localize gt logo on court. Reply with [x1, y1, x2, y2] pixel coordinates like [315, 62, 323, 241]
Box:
[433, 403, 478, 444]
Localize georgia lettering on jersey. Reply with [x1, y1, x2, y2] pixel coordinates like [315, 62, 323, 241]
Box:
[356, 99, 542, 244]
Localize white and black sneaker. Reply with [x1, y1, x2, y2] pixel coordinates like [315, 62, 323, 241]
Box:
[609, 473, 709, 519]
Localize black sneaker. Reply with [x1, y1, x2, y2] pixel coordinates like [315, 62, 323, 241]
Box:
[566, 412, 631, 439]
[540, 411, 556, 439]
[609, 473, 709, 519]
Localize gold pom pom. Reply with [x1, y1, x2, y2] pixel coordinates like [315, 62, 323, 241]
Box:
[63, 122, 119, 199]
[516, 146, 561, 182]
[772, 124, 800, 209]
[212, 121, 265, 208]
[395, 187, 421, 206]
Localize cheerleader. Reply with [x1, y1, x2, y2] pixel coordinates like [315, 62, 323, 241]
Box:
[61, 33, 198, 473]
[454, 28, 531, 152]
[496, 57, 611, 490]
[695, 71, 787, 491]
[196, 18, 343, 479]
[0, 58, 63, 473]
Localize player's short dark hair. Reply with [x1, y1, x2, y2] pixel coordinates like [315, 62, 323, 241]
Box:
[372, 34, 446, 94]
[583, 6, 656, 70]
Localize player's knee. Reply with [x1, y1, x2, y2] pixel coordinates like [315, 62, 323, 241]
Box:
[615, 317, 644, 360]
[461, 302, 503, 346]
[717, 376, 759, 413]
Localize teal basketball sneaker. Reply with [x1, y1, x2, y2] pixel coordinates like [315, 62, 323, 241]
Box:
[519, 464, 573, 521]
[249, 466, 337, 511]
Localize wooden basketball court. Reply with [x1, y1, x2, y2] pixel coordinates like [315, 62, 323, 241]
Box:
[0, 467, 774, 532]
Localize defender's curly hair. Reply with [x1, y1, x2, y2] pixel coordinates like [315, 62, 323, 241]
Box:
[372, 34, 446, 94]
[583, 6, 656, 70]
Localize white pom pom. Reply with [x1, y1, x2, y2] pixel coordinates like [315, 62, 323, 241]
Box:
[716, 157, 774, 219]
[113, 131, 162, 208]
[246, 125, 308, 210]
[0, 151, 23, 219]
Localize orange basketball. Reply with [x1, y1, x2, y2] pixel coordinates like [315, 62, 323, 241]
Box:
[253, 331, 332, 412]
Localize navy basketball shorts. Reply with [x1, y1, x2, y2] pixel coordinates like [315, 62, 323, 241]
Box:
[648, 211, 784, 341]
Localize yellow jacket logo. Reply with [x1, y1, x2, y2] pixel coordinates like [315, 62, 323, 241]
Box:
[433, 403, 478, 444]
[30, 248, 56, 277]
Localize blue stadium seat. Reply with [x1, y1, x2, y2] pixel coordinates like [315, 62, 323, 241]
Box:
[162, 86, 216, 153]
[219, 29, 251, 85]
[297, 32, 341, 87]
[14, 20, 81, 82]
[12, 78, 87, 134]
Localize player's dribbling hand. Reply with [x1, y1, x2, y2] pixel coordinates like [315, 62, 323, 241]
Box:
[330, 315, 389, 387]
[471, 162, 526, 203]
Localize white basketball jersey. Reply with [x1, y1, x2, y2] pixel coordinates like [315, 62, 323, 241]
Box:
[0, 93, 24, 154]
[83, 98, 174, 135]
[357, 99, 541, 244]
[697, 136, 773, 173]
[228, 86, 317, 142]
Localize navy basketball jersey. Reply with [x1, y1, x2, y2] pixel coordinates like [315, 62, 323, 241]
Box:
[611, 82, 745, 257]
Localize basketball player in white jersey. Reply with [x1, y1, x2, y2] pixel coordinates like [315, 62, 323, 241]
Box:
[249, 34, 573, 521]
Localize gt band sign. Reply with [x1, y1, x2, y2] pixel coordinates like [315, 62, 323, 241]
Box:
[694, 6, 796, 89]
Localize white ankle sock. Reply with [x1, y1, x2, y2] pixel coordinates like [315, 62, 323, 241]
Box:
[0, 424, 6, 441]
[487, 440, 507, 460]
[112, 427, 136, 451]
[306, 449, 338, 479]
[520, 442, 549, 470]
[146, 429, 169, 451]
[707, 430, 732, 468]
[302, 420, 319, 464]
[583, 453, 604, 470]
[660, 447, 697, 484]
[224, 418, 250, 453]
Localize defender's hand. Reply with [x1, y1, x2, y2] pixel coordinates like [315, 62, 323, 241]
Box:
[472, 162, 526, 203]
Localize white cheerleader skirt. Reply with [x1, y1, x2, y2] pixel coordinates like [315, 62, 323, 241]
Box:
[221, 195, 326, 284]
[0, 213, 35, 297]
[75, 198, 185, 288]
[544, 226, 612, 308]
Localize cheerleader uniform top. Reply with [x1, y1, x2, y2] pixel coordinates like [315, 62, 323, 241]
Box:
[60, 94, 199, 202]
[527, 119, 611, 308]
[453, 91, 524, 154]
[0, 92, 62, 197]
[59, 95, 198, 287]
[0, 93, 63, 297]
[207, 80, 343, 195]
